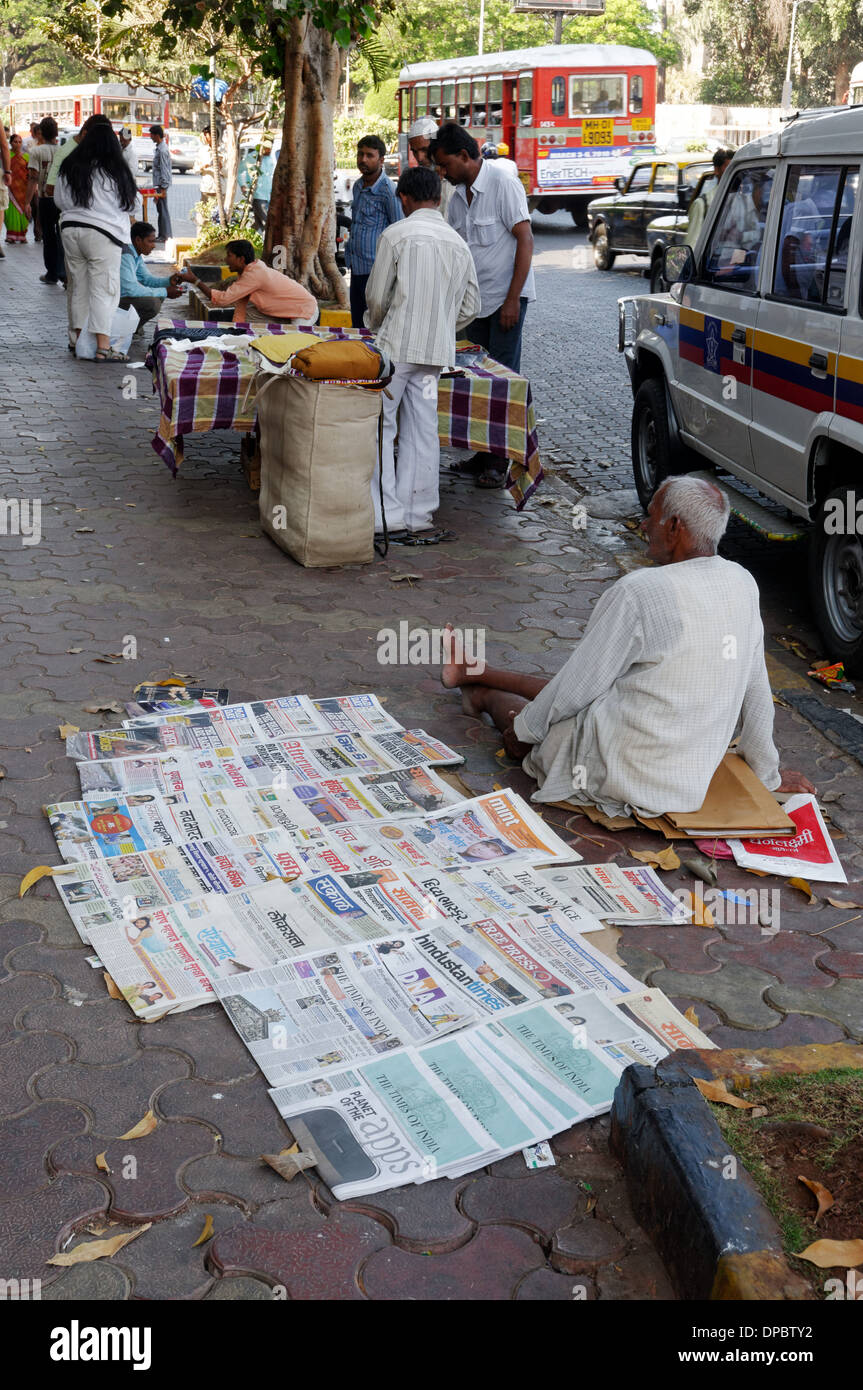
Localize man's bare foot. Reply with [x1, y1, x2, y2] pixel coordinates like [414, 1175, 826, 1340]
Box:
[459, 685, 487, 718]
[441, 622, 469, 689]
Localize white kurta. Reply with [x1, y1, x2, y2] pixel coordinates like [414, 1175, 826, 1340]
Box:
[512, 555, 781, 819]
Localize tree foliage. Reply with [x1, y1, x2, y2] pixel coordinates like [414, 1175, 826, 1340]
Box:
[0, 0, 90, 85]
[686, 0, 863, 106]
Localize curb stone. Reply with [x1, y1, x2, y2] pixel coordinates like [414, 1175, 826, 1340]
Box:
[608, 1044, 863, 1300]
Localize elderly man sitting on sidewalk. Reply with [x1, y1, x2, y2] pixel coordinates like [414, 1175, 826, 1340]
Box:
[443, 476, 814, 819]
[120, 222, 184, 333]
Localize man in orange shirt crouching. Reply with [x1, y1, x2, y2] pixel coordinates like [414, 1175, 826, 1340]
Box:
[181, 239, 318, 325]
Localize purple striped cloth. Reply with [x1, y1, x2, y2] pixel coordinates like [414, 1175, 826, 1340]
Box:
[148, 320, 543, 508]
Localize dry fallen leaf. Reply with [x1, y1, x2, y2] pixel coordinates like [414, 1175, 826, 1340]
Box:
[47, 1224, 151, 1266]
[389, 572, 422, 584]
[66, 647, 83, 654]
[75, 527, 95, 534]
[680, 856, 718, 887]
[744, 867, 770, 877]
[684, 1006, 700, 1027]
[827, 897, 863, 909]
[19, 865, 55, 897]
[95, 1152, 111, 1174]
[694, 1077, 756, 1109]
[192, 1214, 214, 1247]
[94, 657, 120, 665]
[679, 887, 715, 927]
[83, 702, 124, 715]
[586, 1194, 597, 1214]
[750, 1105, 768, 1118]
[630, 845, 681, 872]
[119, 1109, 158, 1140]
[795, 1238, 863, 1269]
[58, 723, 79, 739]
[789, 876, 816, 904]
[261, 1149, 317, 1182]
[103, 973, 123, 1001]
[798, 1175, 834, 1223]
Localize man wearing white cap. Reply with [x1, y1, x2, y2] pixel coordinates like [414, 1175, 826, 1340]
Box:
[408, 117, 453, 217]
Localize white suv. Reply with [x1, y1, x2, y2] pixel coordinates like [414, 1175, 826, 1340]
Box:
[619, 106, 863, 667]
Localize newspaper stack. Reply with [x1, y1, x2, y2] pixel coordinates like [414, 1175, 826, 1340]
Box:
[42, 689, 713, 1200]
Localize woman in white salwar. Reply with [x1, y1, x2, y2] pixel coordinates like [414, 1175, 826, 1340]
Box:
[442, 476, 814, 819]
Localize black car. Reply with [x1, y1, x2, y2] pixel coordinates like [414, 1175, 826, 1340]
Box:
[587, 157, 712, 271]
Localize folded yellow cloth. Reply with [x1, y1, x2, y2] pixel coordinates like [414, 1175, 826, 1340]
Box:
[250, 332, 316, 364]
[292, 339, 382, 380]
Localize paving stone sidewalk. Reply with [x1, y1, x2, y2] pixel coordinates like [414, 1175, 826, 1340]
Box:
[1, 240, 862, 1301]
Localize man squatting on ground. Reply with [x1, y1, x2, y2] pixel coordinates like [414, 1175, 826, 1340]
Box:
[444, 476, 815, 817]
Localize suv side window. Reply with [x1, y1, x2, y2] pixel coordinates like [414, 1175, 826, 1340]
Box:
[772, 165, 859, 307]
[627, 164, 652, 193]
[653, 163, 678, 192]
[701, 164, 775, 292]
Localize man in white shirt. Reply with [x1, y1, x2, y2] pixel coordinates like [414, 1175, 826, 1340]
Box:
[364, 164, 480, 546]
[442, 476, 814, 817]
[432, 121, 535, 488]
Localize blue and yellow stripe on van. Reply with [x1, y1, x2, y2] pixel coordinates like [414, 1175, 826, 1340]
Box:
[836, 355, 863, 425]
[679, 307, 750, 383]
[751, 330, 835, 414]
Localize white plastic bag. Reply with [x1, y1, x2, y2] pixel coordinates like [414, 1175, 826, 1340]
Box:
[76, 305, 139, 359]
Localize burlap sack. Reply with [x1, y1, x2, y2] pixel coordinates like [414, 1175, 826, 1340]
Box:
[257, 372, 383, 567]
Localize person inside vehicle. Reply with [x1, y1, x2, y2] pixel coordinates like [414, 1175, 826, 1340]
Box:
[441, 475, 814, 819]
[685, 148, 733, 248]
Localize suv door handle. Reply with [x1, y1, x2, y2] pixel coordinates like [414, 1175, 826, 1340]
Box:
[809, 351, 828, 371]
[731, 328, 746, 343]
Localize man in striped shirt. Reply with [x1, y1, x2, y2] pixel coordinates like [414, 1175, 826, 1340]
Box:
[365, 165, 480, 545]
[346, 135, 402, 328]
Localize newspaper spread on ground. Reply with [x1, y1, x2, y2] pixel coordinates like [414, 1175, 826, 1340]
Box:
[68, 693, 402, 761]
[124, 686, 230, 719]
[615, 988, 716, 1051]
[75, 727, 462, 798]
[270, 996, 665, 1198]
[728, 794, 847, 882]
[538, 862, 691, 924]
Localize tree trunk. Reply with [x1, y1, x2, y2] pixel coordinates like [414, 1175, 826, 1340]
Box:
[266, 17, 347, 306]
[835, 58, 852, 104]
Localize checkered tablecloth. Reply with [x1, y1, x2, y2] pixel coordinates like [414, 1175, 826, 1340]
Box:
[147, 320, 543, 509]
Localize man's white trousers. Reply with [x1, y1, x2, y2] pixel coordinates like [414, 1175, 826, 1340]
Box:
[373, 362, 442, 533]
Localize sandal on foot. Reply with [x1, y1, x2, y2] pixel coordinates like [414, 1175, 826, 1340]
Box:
[94, 347, 129, 363]
[475, 469, 506, 489]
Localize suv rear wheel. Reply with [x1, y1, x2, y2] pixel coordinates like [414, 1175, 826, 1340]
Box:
[593, 223, 615, 270]
[809, 486, 863, 673]
[649, 256, 666, 294]
[631, 377, 692, 510]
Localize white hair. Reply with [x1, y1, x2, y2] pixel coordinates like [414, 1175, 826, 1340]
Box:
[408, 117, 439, 140]
[657, 475, 730, 552]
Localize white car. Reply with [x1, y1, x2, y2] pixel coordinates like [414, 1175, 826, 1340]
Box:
[620, 105, 863, 667]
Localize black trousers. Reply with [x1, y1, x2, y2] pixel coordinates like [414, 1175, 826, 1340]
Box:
[155, 192, 172, 241]
[40, 197, 65, 281]
[349, 272, 369, 329]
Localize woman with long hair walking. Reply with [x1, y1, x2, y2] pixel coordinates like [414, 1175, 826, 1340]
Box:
[54, 117, 137, 361]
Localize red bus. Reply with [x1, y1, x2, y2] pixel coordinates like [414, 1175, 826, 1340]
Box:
[8, 83, 170, 139]
[398, 44, 657, 224]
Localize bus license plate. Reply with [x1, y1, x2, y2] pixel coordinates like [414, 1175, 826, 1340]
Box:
[582, 119, 613, 146]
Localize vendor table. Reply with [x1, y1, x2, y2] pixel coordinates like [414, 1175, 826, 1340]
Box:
[146, 320, 543, 509]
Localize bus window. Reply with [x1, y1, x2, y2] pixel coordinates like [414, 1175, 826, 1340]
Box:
[550, 76, 566, 117]
[134, 101, 162, 123]
[102, 100, 132, 121]
[518, 74, 532, 125]
[399, 90, 411, 134]
[630, 75, 643, 115]
[570, 75, 626, 117]
[487, 77, 503, 128]
[457, 81, 471, 126]
[428, 83, 442, 121]
[442, 81, 456, 122]
[415, 86, 428, 118]
[472, 79, 487, 126]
